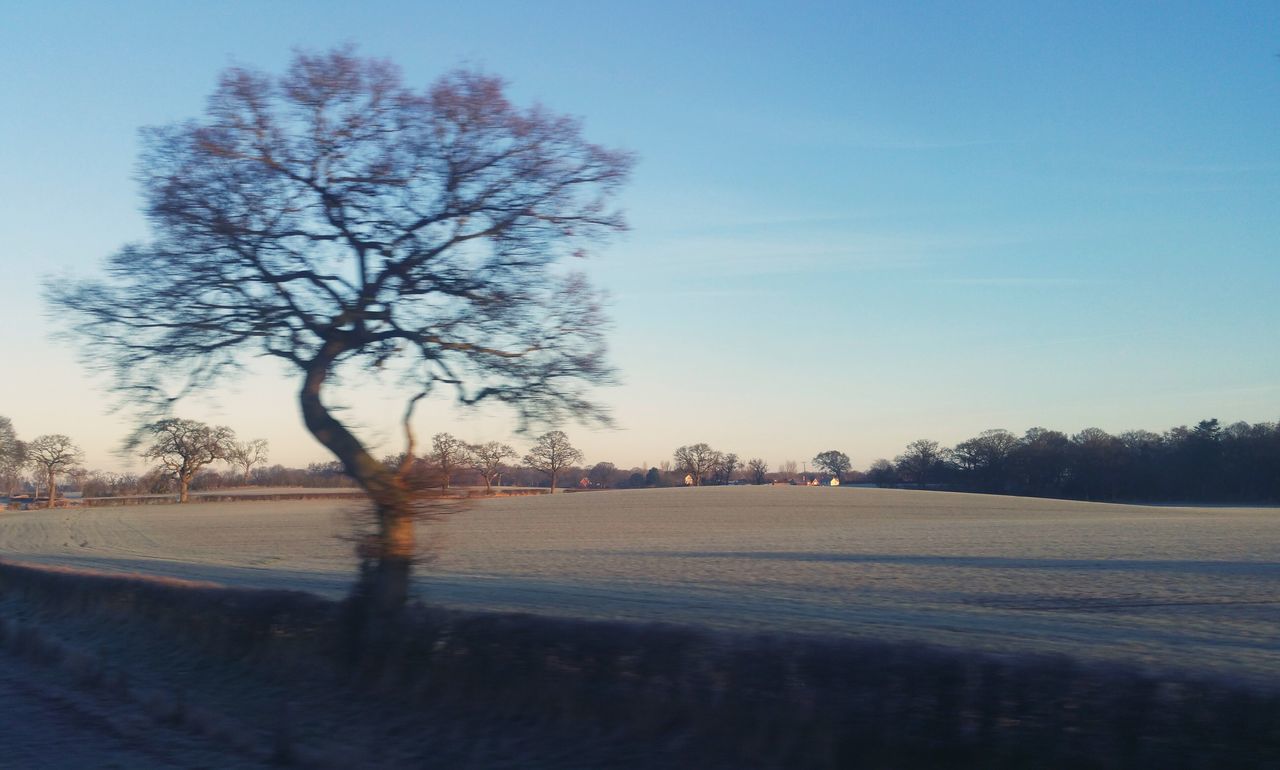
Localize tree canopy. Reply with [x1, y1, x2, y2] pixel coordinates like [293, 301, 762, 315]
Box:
[522, 430, 583, 492]
[673, 443, 720, 486]
[811, 450, 852, 482]
[0, 416, 24, 495]
[142, 418, 236, 502]
[26, 434, 83, 508]
[467, 441, 516, 493]
[47, 48, 632, 612]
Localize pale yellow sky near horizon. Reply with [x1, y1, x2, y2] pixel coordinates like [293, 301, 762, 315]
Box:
[6, 340, 1277, 477]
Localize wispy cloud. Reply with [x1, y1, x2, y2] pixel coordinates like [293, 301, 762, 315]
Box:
[720, 108, 1003, 152]
[937, 277, 1093, 287]
[630, 231, 1028, 278]
[617, 286, 770, 301]
[1112, 159, 1280, 175]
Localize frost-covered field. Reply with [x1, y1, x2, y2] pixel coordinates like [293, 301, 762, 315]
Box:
[3, 486, 1278, 680]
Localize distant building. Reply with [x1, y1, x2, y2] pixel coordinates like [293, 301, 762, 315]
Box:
[830, 477, 840, 486]
[684, 474, 694, 486]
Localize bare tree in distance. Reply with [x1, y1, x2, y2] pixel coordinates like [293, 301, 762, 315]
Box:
[952, 429, 1019, 492]
[0, 416, 25, 496]
[46, 49, 631, 614]
[430, 433, 468, 491]
[896, 439, 946, 489]
[779, 460, 799, 481]
[467, 441, 516, 493]
[143, 419, 236, 503]
[673, 443, 721, 486]
[27, 470, 45, 500]
[523, 431, 584, 493]
[227, 438, 269, 485]
[812, 450, 852, 483]
[588, 460, 618, 487]
[26, 435, 83, 508]
[867, 458, 900, 487]
[745, 457, 769, 485]
[713, 452, 741, 484]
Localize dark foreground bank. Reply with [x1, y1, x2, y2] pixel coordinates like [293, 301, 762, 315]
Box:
[0, 559, 1276, 769]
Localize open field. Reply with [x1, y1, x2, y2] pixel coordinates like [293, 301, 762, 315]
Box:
[2, 486, 1278, 682]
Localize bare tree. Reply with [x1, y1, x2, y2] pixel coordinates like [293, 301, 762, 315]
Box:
[895, 439, 946, 489]
[745, 457, 769, 485]
[142, 419, 236, 503]
[812, 450, 852, 483]
[466, 441, 516, 493]
[713, 452, 740, 484]
[47, 49, 631, 613]
[430, 433, 468, 491]
[0, 416, 25, 496]
[779, 460, 799, 481]
[226, 438, 269, 484]
[27, 470, 45, 500]
[867, 458, 900, 487]
[523, 431, 583, 492]
[26, 435, 83, 508]
[673, 443, 721, 486]
[952, 429, 1019, 492]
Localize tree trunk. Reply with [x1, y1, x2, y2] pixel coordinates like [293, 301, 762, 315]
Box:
[300, 348, 414, 616]
[550, 470, 557, 493]
[46, 470, 56, 509]
[179, 475, 191, 503]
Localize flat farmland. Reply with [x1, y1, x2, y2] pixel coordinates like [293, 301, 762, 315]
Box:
[3, 486, 1278, 681]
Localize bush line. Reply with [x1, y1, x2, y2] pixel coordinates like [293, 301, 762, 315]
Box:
[0, 559, 1276, 768]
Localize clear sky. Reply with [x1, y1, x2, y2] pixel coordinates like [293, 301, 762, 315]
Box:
[2, 1, 1278, 473]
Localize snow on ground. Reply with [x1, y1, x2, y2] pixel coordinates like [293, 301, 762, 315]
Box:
[3, 486, 1278, 681]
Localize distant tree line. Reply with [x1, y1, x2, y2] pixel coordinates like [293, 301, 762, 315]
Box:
[867, 419, 1280, 503]
[7, 414, 1276, 505]
[0, 415, 275, 506]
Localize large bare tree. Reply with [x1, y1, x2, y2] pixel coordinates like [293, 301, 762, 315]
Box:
[895, 439, 947, 489]
[47, 48, 631, 613]
[712, 452, 740, 484]
[673, 443, 721, 486]
[467, 441, 516, 493]
[522, 430, 583, 492]
[143, 418, 236, 502]
[227, 438, 270, 484]
[429, 432, 468, 491]
[26, 434, 83, 508]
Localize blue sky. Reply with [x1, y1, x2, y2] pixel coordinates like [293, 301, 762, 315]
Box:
[2, 1, 1278, 472]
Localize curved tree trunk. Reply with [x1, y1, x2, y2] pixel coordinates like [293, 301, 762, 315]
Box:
[300, 350, 415, 616]
[178, 475, 191, 503]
